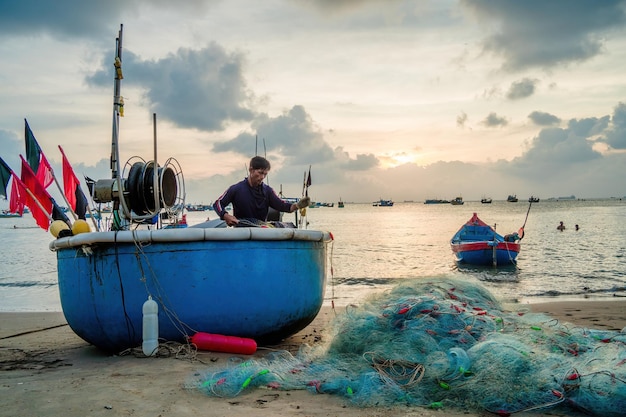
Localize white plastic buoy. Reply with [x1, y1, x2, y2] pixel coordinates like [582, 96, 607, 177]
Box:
[142, 296, 159, 356]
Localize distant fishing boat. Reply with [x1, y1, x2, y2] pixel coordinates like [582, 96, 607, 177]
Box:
[450, 212, 522, 266]
[338, 198, 344, 208]
[507, 194, 518, 202]
[373, 199, 394, 207]
[424, 199, 449, 204]
[450, 196, 464, 205]
[480, 197, 492, 204]
[0, 210, 21, 218]
[528, 196, 540, 203]
[49, 26, 332, 353]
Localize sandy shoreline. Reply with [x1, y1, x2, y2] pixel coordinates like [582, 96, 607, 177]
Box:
[1, 299, 624, 417]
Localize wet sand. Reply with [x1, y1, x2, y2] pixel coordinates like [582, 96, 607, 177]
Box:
[1, 299, 624, 417]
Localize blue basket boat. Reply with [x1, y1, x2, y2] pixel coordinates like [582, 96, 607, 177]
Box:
[50, 227, 331, 352]
[48, 25, 332, 353]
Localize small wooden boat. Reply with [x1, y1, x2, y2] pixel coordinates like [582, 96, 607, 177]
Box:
[480, 197, 492, 204]
[424, 199, 449, 204]
[450, 213, 521, 266]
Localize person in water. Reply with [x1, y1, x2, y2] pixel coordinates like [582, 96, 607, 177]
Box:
[557, 221, 566, 231]
[213, 156, 310, 226]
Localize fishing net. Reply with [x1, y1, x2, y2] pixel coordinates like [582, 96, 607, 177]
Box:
[189, 277, 626, 415]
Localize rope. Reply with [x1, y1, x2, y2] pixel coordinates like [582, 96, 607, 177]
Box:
[118, 339, 203, 362]
[364, 352, 426, 387]
[130, 232, 198, 341]
[518, 202, 533, 240]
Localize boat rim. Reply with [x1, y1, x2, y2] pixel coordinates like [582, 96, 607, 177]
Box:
[50, 227, 332, 250]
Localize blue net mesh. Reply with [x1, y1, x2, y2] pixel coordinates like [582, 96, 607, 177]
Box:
[189, 277, 626, 415]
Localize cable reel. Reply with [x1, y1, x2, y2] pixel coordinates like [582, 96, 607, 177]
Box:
[159, 157, 186, 222]
[90, 156, 185, 225]
[120, 157, 184, 221]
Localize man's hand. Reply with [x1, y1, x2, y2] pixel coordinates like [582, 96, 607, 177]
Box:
[222, 213, 239, 226]
[296, 196, 311, 209]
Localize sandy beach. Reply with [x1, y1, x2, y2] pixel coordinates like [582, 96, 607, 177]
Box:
[1, 299, 624, 417]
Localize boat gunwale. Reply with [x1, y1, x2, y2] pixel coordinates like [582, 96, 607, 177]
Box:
[450, 241, 521, 253]
[49, 227, 332, 250]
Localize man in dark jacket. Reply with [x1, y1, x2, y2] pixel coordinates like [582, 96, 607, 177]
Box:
[213, 156, 309, 226]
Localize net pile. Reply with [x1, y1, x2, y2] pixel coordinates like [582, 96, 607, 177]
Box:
[190, 278, 626, 416]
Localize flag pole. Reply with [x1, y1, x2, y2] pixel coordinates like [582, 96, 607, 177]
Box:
[7, 169, 53, 226]
[299, 170, 306, 229]
[58, 146, 99, 230]
[51, 171, 78, 221]
[21, 183, 52, 222]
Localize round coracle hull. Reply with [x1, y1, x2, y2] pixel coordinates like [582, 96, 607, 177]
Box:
[51, 227, 331, 352]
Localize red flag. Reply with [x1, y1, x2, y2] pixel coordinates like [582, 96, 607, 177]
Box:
[13, 174, 51, 230]
[36, 153, 54, 189]
[1, 157, 24, 215]
[24, 119, 54, 189]
[20, 156, 52, 230]
[59, 146, 88, 219]
[9, 179, 25, 215]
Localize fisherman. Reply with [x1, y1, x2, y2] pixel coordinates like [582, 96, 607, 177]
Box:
[213, 156, 309, 227]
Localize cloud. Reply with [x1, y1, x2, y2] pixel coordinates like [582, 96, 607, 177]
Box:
[482, 112, 508, 127]
[87, 44, 256, 131]
[507, 120, 604, 183]
[0, 1, 129, 39]
[456, 112, 468, 128]
[343, 152, 379, 171]
[506, 78, 539, 100]
[0, 0, 214, 39]
[600, 102, 626, 149]
[463, 0, 626, 71]
[567, 116, 609, 138]
[213, 105, 335, 165]
[528, 111, 561, 126]
[0, 129, 22, 173]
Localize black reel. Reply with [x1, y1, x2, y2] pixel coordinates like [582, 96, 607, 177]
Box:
[126, 161, 177, 216]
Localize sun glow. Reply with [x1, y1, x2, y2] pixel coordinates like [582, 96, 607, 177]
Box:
[382, 152, 419, 168]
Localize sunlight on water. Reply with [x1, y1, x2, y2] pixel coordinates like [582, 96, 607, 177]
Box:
[1, 198, 625, 311]
[311, 199, 626, 306]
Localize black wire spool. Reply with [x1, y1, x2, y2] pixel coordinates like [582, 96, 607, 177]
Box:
[126, 161, 177, 215]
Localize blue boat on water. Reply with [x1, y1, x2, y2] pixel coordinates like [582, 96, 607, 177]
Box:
[48, 25, 332, 353]
[450, 213, 521, 266]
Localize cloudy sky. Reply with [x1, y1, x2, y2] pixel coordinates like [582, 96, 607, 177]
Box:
[1, 0, 625, 205]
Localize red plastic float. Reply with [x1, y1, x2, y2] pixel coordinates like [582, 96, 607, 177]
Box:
[190, 332, 257, 355]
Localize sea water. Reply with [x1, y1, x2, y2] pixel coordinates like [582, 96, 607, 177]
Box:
[1, 198, 625, 312]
